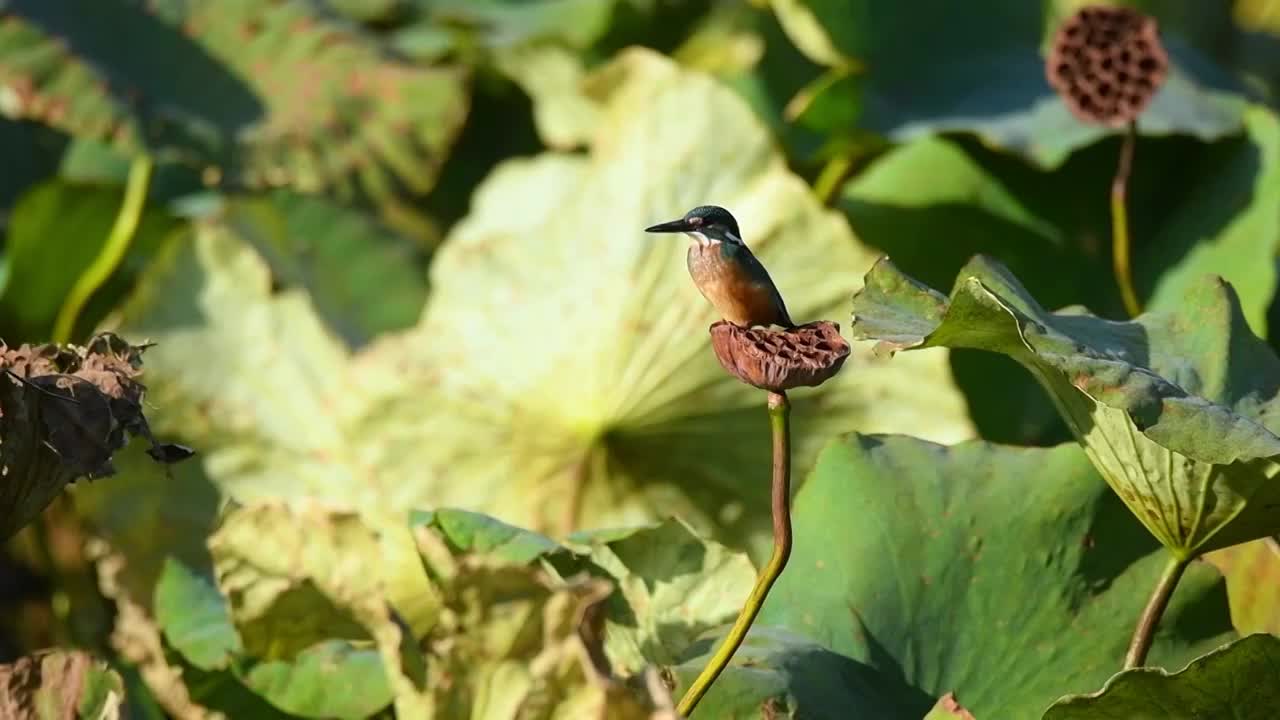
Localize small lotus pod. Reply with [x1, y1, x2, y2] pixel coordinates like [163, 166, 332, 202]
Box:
[709, 321, 850, 392]
[1047, 5, 1169, 127]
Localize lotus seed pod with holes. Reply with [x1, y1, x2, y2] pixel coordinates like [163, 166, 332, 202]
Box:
[1047, 5, 1169, 127]
[709, 321, 850, 392]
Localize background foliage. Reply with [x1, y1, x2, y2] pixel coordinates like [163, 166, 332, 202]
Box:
[2, 1, 1280, 718]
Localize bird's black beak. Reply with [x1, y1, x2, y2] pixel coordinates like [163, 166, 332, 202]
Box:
[644, 218, 691, 234]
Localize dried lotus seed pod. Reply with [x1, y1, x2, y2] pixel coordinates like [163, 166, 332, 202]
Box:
[709, 321, 849, 392]
[1047, 5, 1169, 127]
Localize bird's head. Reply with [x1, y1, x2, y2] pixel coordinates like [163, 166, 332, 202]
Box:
[645, 205, 742, 246]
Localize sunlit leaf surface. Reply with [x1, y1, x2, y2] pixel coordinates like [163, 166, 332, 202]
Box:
[151, 505, 733, 717]
[850, 256, 1280, 555]
[84, 50, 972, 576]
[839, 107, 1280, 444]
[679, 435, 1235, 718]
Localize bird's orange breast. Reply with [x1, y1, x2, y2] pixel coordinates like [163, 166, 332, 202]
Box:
[687, 243, 787, 326]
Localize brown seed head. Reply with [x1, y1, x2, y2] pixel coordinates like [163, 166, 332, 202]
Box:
[1047, 5, 1168, 127]
[709, 321, 850, 392]
[0, 332, 184, 540]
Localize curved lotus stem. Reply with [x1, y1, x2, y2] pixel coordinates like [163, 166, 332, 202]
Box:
[1112, 123, 1141, 317]
[677, 390, 792, 716]
[53, 156, 153, 343]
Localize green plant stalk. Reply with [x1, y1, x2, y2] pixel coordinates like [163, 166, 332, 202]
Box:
[1124, 552, 1190, 669]
[813, 154, 854, 206]
[677, 390, 792, 717]
[52, 156, 154, 343]
[1111, 122, 1141, 318]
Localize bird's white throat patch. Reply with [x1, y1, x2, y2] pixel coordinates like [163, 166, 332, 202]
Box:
[685, 230, 717, 247]
[683, 230, 743, 247]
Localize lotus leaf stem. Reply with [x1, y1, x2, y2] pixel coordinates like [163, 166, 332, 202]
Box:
[1124, 552, 1190, 669]
[677, 390, 792, 716]
[53, 156, 154, 343]
[813, 154, 854, 206]
[1111, 122, 1141, 318]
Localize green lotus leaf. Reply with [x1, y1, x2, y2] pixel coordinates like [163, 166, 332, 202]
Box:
[670, 626, 896, 719]
[681, 631, 882, 718]
[412, 524, 671, 717]
[1043, 633, 1280, 720]
[238, 641, 391, 720]
[88, 534, 294, 719]
[412, 508, 757, 678]
[767, 1, 1249, 167]
[844, 108, 1280, 334]
[209, 503, 430, 717]
[0, 649, 125, 720]
[155, 558, 242, 672]
[149, 505, 698, 718]
[219, 191, 430, 346]
[159, 553, 389, 720]
[840, 107, 1280, 444]
[1142, 107, 1280, 325]
[849, 255, 1280, 556]
[411, 508, 563, 565]
[677, 434, 1235, 718]
[0, 0, 467, 218]
[93, 49, 971, 567]
[565, 518, 758, 675]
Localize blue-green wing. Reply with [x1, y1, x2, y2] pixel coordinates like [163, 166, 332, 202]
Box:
[732, 242, 793, 326]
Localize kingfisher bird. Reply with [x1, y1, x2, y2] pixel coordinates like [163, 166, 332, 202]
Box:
[645, 205, 794, 328]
